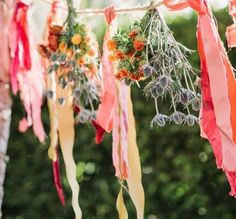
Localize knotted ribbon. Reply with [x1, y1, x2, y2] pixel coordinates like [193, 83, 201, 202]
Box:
[164, 0, 236, 197]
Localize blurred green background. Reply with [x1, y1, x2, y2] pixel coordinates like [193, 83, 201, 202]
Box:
[3, 4, 236, 219]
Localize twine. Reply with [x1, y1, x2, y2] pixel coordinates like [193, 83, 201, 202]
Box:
[40, 0, 163, 15]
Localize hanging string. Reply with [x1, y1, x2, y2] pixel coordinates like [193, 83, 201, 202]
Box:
[40, 0, 163, 14]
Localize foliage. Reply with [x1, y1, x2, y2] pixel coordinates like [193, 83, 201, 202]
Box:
[3, 8, 236, 219]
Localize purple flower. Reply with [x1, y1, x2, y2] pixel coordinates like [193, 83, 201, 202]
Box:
[170, 111, 186, 125]
[158, 75, 170, 89]
[185, 114, 198, 126]
[142, 65, 154, 78]
[47, 90, 54, 99]
[191, 97, 201, 111]
[150, 114, 170, 128]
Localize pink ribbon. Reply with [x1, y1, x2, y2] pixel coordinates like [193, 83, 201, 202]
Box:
[112, 82, 130, 179]
[9, 0, 45, 143]
[9, 0, 31, 94]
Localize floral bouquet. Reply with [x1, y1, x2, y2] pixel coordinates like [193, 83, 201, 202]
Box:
[108, 9, 201, 127]
[38, 0, 100, 124]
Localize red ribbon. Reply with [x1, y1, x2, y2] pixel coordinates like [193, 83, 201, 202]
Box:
[52, 147, 65, 206]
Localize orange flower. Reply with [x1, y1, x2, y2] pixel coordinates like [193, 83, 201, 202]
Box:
[71, 34, 82, 45]
[129, 73, 137, 81]
[59, 42, 66, 52]
[127, 51, 135, 58]
[37, 45, 49, 58]
[88, 49, 95, 57]
[115, 73, 122, 80]
[77, 57, 85, 65]
[87, 63, 97, 75]
[107, 40, 117, 51]
[48, 34, 59, 51]
[129, 31, 137, 38]
[90, 66, 97, 75]
[66, 48, 73, 57]
[115, 51, 125, 60]
[108, 54, 117, 61]
[129, 72, 143, 81]
[50, 25, 63, 36]
[133, 40, 145, 51]
[116, 69, 129, 79]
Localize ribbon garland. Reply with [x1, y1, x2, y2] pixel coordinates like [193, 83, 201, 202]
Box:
[4, 0, 236, 218]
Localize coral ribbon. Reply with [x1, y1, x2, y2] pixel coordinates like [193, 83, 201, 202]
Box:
[164, 0, 236, 196]
[96, 6, 117, 133]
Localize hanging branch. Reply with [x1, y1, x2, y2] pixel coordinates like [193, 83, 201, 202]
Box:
[40, 0, 163, 15]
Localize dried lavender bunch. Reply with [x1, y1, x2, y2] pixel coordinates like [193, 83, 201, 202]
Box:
[142, 9, 201, 127]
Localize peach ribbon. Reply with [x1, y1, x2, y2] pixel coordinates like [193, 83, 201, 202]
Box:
[56, 84, 82, 219]
[47, 75, 82, 218]
[126, 88, 145, 219]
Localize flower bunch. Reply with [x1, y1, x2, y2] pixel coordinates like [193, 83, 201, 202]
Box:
[108, 22, 147, 83]
[110, 9, 201, 127]
[38, 1, 100, 123]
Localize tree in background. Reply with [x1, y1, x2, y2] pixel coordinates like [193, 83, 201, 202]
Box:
[3, 8, 236, 219]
